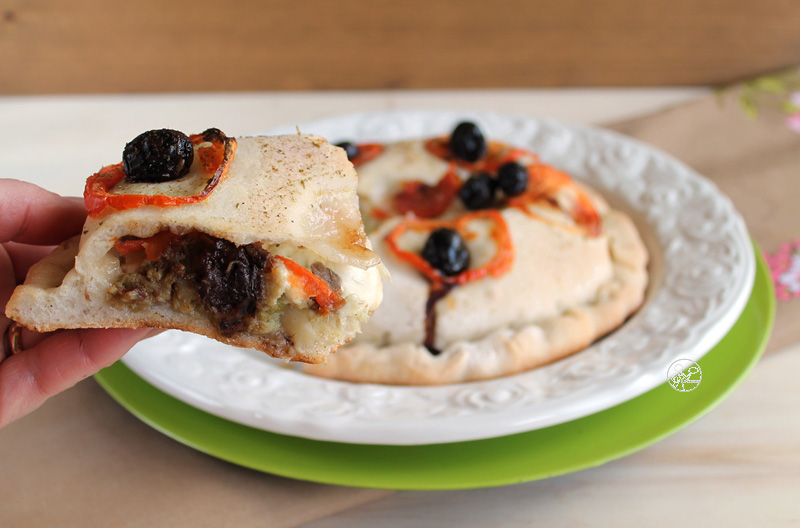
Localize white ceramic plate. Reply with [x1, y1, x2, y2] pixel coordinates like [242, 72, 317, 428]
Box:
[121, 110, 754, 445]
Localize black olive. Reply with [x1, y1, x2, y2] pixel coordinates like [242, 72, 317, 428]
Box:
[192, 235, 269, 335]
[421, 228, 470, 277]
[123, 129, 194, 183]
[335, 141, 360, 160]
[497, 161, 529, 196]
[448, 121, 486, 162]
[459, 172, 496, 210]
[199, 127, 226, 143]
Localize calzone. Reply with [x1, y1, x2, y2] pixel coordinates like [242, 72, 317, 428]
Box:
[6, 129, 384, 364]
[305, 122, 648, 383]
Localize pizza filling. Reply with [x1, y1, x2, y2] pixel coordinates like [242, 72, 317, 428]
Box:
[108, 231, 343, 336]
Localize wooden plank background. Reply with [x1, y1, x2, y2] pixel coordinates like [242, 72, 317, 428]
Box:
[1, 0, 799, 94]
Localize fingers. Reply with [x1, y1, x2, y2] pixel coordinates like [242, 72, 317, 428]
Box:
[0, 180, 156, 427]
[0, 244, 16, 339]
[1, 242, 57, 342]
[3, 242, 57, 283]
[0, 179, 86, 245]
[0, 327, 154, 427]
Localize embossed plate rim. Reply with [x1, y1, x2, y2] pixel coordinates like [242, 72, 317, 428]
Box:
[121, 110, 755, 445]
[96, 251, 774, 489]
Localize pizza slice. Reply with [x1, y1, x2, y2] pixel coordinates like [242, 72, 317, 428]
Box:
[6, 129, 384, 363]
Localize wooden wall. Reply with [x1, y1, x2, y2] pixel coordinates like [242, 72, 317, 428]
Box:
[1, 0, 799, 94]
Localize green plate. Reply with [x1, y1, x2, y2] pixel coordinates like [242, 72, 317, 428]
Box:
[94, 246, 774, 490]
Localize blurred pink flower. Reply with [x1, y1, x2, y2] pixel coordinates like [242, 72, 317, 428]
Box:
[787, 112, 800, 133]
[766, 240, 800, 301]
[787, 92, 800, 133]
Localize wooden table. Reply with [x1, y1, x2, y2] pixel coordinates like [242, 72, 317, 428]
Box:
[2, 89, 798, 527]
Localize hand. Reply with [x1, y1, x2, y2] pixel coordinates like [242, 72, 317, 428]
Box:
[0, 179, 156, 427]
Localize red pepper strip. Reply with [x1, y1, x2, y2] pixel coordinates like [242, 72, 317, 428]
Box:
[480, 146, 535, 173]
[114, 231, 181, 261]
[370, 207, 393, 221]
[423, 138, 531, 173]
[83, 134, 237, 218]
[423, 137, 451, 161]
[385, 210, 514, 287]
[573, 191, 602, 236]
[392, 164, 461, 218]
[191, 133, 227, 172]
[527, 163, 571, 194]
[350, 143, 384, 168]
[273, 255, 345, 314]
[507, 163, 602, 236]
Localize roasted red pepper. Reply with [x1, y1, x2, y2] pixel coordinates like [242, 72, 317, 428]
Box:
[392, 165, 462, 218]
[114, 231, 181, 261]
[385, 210, 514, 287]
[424, 137, 532, 173]
[507, 163, 602, 236]
[273, 256, 345, 314]
[84, 131, 236, 218]
[349, 143, 384, 168]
